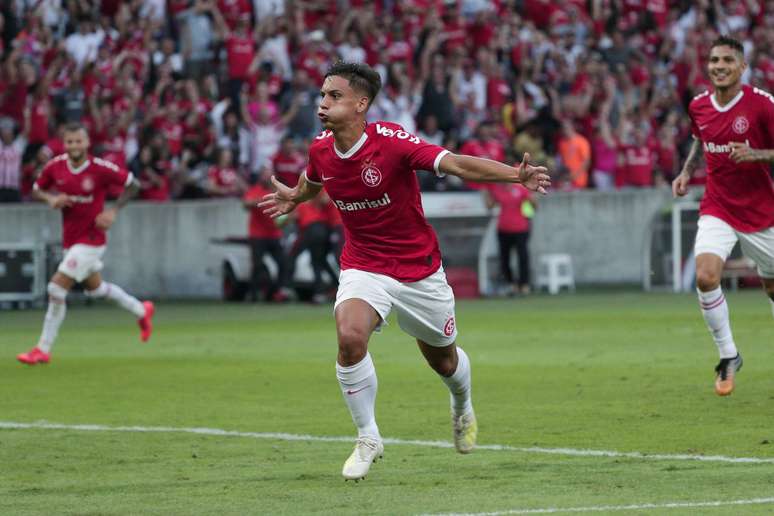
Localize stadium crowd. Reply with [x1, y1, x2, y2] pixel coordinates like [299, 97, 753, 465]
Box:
[1, 0, 773, 203]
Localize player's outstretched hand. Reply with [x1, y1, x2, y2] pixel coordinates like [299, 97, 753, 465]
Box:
[258, 176, 298, 218]
[518, 152, 551, 194]
[728, 142, 760, 163]
[95, 208, 117, 230]
[49, 193, 73, 210]
[672, 173, 690, 197]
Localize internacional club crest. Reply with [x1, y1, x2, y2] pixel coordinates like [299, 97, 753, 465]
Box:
[81, 177, 95, 192]
[732, 115, 749, 135]
[361, 159, 382, 187]
[443, 316, 456, 337]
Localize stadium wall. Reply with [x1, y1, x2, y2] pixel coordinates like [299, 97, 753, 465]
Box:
[0, 189, 671, 298]
[528, 189, 671, 285]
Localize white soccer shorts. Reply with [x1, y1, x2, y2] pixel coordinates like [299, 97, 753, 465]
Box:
[334, 266, 458, 347]
[694, 215, 774, 278]
[57, 244, 106, 282]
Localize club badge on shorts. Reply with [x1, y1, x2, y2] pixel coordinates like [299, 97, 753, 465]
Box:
[443, 316, 456, 337]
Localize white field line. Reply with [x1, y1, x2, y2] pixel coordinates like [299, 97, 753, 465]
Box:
[426, 497, 774, 515]
[1, 421, 774, 465]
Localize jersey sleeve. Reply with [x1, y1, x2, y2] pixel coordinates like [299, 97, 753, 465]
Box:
[393, 128, 449, 177]
[756, 88, 774, 147]
[304, 151, 322, 185]
[688, 103, 701, 140]
[34, 161, 55, 190]
[243, 186, 261, 202]
[94, 157, 131, 189]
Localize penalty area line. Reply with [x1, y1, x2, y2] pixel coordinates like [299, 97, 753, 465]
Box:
[1, 420, 774, 465]
[424, 497, 774, 515]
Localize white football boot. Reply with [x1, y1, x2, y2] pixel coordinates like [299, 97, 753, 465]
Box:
[452, 410, 477, 454]
[342, 436, 384, 481]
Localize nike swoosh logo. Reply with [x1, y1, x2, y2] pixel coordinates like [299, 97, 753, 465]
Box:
[346, 386, 368, 395]
[322, 176, 335, 181]
[699, 125, 708, 130]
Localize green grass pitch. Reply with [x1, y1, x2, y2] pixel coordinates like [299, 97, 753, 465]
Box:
[2, 292, 774, 515]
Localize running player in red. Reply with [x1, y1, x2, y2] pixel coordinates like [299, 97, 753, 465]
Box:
[17, 123, 155, 366]
[673, 36, 774, 396]
[260, 62, 550, 480]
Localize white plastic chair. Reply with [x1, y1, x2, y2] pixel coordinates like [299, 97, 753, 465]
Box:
[536, 254, 575, 294]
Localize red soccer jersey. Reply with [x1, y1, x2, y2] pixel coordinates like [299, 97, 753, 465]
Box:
[34, 154, 131, 248]
[458, 139, 505, 190]
[26, 98, 50, 144]
[273, 150, 307, 187]
[617, 145, 654, 187]
[689, 85, 774, 232]
[325, 198, 342, 227]
[158, 119, 183, 156]
[225, 34, 255, 80]
[488, 183, 531, 233]
[295, 201, 329, 231]
[208, 166, 243, 196]
[305, 122, 448, 282]
[140, 174, 170, 202]
[244, 185, 282, 239]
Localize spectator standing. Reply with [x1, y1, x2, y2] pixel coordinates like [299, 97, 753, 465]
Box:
[289, 193, 339, 304]
[272, 136, 306, 188]
[0, 117, 25, 202]
[177, 0, 217, 80]
[557, 119, 591, 189]
[617, 127, 656, 188]
[243, 170, 291, 302]
[483, 182, 535, 296]
[207, 147, 247, 197]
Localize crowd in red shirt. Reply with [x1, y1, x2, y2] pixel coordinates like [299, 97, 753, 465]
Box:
[0, 0, 772, 203]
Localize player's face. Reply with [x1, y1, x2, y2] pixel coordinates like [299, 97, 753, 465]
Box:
[317, 76, 370, 129]
[64, 129, 90, 162]
[708, 46, 746, 90]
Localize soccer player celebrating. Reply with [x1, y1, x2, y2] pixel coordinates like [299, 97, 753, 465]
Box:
[17, 123, 155, 365]
[260, 62, 550, 480]
[673, 36, 774, 396]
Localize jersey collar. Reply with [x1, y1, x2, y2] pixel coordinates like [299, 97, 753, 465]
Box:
[333, 131, 368, 159]
[67, 158, 91, 175]
[710, 88, 744, 112]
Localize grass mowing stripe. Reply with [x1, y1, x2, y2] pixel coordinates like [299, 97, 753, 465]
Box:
[426, 497, 774, 515]
[2, 420, 774, 464]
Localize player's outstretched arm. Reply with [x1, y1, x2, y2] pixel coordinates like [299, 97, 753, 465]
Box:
[258, 174, 323, 218]
[96, 177, 140, 230]
[672, 139, 703, 197]
[438, 152, 552, 194]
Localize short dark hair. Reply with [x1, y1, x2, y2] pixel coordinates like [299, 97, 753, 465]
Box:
[711, 35, 745, 58]
[324, 62, 382, 106]
[63, 121, 87, 134]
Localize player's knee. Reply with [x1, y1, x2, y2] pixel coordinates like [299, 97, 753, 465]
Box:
[696, 269, 721, 291]
[47, 281, 68, 302]
[337, 325, 369, 363]
[85, 282, 109, 298]
[429, 356, 457, 377]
